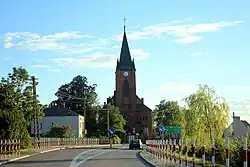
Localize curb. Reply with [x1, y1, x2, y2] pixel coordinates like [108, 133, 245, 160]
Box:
[0, 144, 121, 166]
[138, 151, 160, 167]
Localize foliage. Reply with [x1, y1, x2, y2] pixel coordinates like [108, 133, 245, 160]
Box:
[0, 67, 38, 148]
[45, 123, 75, 138]
[153, 84, 237, 165]
[53, 75, 99, 137]
[53, 75, 126, 138]
[98, 104, 126, 139]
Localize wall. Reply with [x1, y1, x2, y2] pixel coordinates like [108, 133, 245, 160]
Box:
[31, 116, 84, 138]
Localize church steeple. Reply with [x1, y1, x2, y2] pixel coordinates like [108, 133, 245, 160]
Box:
[116, 18, 135, 71]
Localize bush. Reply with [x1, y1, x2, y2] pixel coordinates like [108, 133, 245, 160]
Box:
[45, 123, 75, 138]
[112, 135, 121, 144]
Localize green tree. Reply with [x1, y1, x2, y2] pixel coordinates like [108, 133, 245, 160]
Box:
[53, 75, 99, 137]
[0, 81, 30, 148]
[98, 104, 126, 138]
[45, 123, 75, 138]
[184, 84, 230, 146]
[153, 100, 184, 127]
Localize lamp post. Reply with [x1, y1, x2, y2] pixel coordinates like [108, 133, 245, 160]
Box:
[103, 102, 112, 148]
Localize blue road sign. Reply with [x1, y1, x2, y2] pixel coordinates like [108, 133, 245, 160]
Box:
[108, 128, 115, 135]
[159, 125, 166, 132]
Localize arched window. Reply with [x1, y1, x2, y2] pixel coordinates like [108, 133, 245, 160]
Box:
[123, 79, 129, 97]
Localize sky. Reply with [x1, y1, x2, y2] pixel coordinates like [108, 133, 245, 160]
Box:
[0, 0, 250, 123]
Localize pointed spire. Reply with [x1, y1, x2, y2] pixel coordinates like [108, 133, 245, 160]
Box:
[116, 19, 135, 71]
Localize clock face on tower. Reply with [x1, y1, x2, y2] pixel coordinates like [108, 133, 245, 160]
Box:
[123, 71, 128, 76]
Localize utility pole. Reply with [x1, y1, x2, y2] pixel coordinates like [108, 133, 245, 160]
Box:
[83, 97, 87, 138]
[32, 76, 39, 148]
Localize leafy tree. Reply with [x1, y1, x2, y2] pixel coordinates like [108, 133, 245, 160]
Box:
[184, 85, 230, 146]
[98, 104, 126, 138]
[0, 82, 30, 148]
[45, 123, 75, 138]
[153, 100, 183, 127]
[53, 75, 99, 136]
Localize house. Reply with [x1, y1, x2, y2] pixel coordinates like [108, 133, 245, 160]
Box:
[224, 113, 249, 138]
[31, 105, 85, 138]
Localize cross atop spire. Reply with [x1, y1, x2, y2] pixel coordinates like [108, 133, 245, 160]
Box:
[124, 17, 126, 32]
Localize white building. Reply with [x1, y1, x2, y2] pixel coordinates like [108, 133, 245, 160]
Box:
[31, 105, 85, 138]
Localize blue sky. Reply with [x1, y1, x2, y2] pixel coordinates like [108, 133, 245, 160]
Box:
[0, 0, 250, 122]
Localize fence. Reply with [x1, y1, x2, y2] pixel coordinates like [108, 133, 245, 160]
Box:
[145, 136, 248, 167]
[0, 137, 112, 156]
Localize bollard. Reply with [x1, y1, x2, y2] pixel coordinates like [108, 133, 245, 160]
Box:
[185, 140, 188, 167]
[202, 139, 205, 167]
[192, 140, 196, 167]
[211, 138, 215, 167]
[243, 136, 248, 167]
[173, 139, 176, 165]
[179, 139, 182, 167]
[225, 137, 230, 167]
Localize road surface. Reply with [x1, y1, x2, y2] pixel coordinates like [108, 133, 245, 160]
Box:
[2, 146, 148, 167]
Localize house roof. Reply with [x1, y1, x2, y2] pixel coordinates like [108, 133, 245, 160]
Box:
[44, 106, 79, 116]
[242, 120, 250, 127]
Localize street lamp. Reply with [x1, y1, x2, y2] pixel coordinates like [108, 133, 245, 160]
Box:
[102, 102, 112, 148]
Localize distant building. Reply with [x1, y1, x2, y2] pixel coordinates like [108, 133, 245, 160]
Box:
[106, 24, 153, 139]
[224, 113, 249, 138]
[31, 105, 85, 138]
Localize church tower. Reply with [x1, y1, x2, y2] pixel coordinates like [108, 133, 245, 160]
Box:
[115, 24, 137, 112]
[107, 20, 153, 139]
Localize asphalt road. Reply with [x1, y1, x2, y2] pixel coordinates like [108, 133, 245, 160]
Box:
[2, 146, 148, 167]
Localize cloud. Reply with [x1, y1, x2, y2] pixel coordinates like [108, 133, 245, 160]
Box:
[175, 36, 203, 44]
[160, 82, 197, 93]
[224, 85, 250, 89]
[191, 52, 205, 57]
[4, 31, 93, 51]
[229, 99, 250, 122]
[31, 64, 60, 72]
[130, 49, 149, 60]
[115, 20, 245, 44]
[32, 64, 51, 68]
[3, 57, 12, 60]
[64, 39, 108, 55]
[50, 49, 150, 68]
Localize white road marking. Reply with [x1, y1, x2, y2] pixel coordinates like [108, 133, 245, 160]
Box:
[69, 148, 117, 167]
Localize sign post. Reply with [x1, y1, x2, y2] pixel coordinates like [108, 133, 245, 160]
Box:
[108, 128, 115, 148]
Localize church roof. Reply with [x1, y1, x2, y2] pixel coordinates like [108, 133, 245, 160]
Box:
[116, 25, 136, 71]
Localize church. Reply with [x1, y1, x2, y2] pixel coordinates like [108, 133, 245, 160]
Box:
[106, 24, 153, 139]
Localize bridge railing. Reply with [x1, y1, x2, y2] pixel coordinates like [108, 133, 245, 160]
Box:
[0, 137, 111, 156]
[145, 136, 248, 166]
[0, 139, 21, 156]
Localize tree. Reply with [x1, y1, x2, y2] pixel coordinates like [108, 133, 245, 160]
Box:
[1, 67, 44, 126]
[45, 123, 75, 138]
[53, 75, 99, 136]
[0, 81, 30, 148]
[183, 84, 230, 146]
[98, 104, 126, 138]
[153, 100, 184, 127]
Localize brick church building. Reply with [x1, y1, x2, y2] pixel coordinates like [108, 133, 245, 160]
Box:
[107, 25, 153, 139]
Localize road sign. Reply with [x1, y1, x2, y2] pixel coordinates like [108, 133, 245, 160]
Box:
[108, 128, 114, 135]
[159, 125, 166, 132]
[165, 126, 182, 134]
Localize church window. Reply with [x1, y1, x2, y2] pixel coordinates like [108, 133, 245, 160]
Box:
[123, 79, 129, 97]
